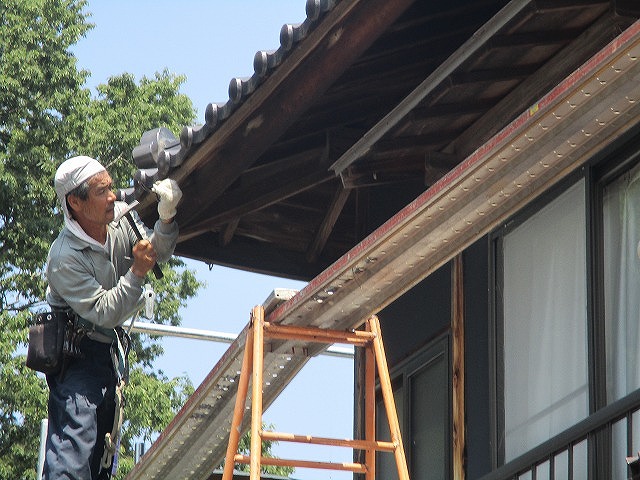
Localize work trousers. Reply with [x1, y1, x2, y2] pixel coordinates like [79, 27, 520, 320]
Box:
[43, 337, 116, 480]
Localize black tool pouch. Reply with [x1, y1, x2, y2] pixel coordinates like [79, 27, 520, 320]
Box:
[26, 310, 77, 375]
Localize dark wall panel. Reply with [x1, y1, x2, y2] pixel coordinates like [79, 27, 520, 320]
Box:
[464, 236, 492, 479]
[377, 262, 451, 368]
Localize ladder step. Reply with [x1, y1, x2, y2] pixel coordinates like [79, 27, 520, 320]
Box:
[233, 454, 368, 473]
[261, 430, 397, 452]
[263, 322, 375, 346]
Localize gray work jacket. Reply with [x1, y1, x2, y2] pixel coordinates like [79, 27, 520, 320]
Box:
[46, 206, 178, 329]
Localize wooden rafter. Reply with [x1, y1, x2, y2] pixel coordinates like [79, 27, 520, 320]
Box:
[306, 185, 351, 263]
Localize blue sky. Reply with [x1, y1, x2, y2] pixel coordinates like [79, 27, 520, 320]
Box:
[72, 2, 354, 478]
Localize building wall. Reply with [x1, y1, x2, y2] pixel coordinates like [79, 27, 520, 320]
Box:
[365, 127, 640, 479]
[377, 263, 451, 368]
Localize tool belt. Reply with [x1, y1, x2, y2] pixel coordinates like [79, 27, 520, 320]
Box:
[25, 309, 120, 377]
[26, 310, 79, 376]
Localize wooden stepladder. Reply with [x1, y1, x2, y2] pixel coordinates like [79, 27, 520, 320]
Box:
[221, 305, 410, 480]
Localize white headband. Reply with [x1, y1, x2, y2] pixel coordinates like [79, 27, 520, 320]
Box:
[54, 156, 106, 219]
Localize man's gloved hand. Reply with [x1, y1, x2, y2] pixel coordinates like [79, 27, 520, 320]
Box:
[152, 179, 182, 221]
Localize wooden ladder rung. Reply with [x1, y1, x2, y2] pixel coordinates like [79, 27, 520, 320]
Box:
[261, 430, 397, 452]
[233, 454, 368, 473]
[263, 321, 375, 346]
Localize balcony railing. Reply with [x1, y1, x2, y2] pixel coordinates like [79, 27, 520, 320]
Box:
[478, 389, 640, 480]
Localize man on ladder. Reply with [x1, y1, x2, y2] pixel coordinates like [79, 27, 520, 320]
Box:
[42, 156, 181, 479]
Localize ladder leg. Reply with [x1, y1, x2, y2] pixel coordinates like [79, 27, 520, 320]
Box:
[369, 315, 410, 480]
[222, 326, 254, 480]
[250, 306, 265, 480]
[365, 320, 376, 480]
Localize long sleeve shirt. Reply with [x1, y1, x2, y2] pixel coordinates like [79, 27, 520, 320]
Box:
[46, 205, 178, 328]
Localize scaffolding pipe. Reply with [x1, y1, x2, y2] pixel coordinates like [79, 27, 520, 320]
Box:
[122, 320, 354, 358]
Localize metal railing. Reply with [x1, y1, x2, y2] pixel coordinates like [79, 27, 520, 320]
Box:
[479, 389, 640, 480]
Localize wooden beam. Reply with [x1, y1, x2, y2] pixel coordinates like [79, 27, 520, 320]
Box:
[219, 218, 239, 247]
[488, 29, 586, 48]
[411, 99, 498, 119]
[236, 147, 325, 185]
[533, 0, 608, 12]
[373, 133, 462, 154]
[449, 64, 539, 84]
[452, 254, 466, 480]
[330, 0, 537, 175]
[306, 185, 351, 263]
[175, 233, 327, 281]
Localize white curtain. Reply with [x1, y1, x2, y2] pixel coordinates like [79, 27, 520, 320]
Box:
[502, 180, 588, 462]
[603, 166, 640, 479]
[603, 167, 640, 402]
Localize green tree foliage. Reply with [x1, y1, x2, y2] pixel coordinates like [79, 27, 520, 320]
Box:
[0, 1, 203, 478]
[1, 1, 294, 479]
[0, 1, 92, 477]
[0, 0, 90, 315]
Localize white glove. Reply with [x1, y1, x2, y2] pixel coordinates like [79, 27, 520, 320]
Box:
[152, 178, 182, 221]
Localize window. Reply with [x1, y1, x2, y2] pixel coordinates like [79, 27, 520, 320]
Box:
[376, 338, 449, 480]
[489, 136, 640, 478]
[603, 163, 640, 403]
[602, 162, 640, 478]
[500, 180, 589, 462]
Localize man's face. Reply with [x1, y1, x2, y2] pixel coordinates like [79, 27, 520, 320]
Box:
[70, 171, 116, 227]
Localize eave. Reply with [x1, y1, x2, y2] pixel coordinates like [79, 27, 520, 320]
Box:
[128, 0, 640, 280]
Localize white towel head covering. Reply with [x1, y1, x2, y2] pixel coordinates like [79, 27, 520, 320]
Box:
[54, 155, 106, 220]
[54, 156, 109, 248]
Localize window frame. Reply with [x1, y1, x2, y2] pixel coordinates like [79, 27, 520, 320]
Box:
[376, 333, 452, 479]
[489, 169, 590, 468]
